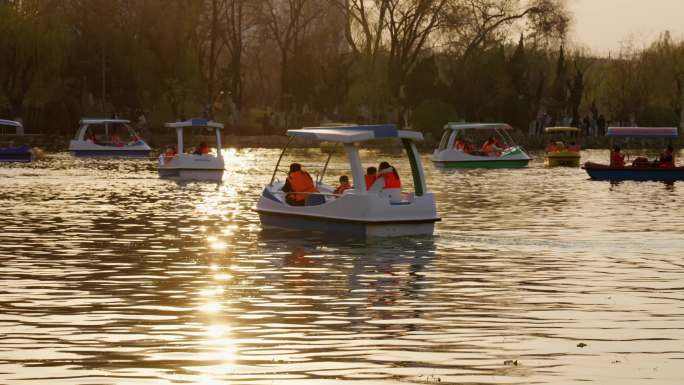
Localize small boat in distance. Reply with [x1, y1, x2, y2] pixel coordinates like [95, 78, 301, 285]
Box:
[69, 118, 151, 157]
[583, 127, 684, 181]
[544, 126, 581, 167]
[158, 118, 225, 181]
[256, 124, 440, 237]
[0, 119, 32, 162]
[432, 123, 531, 168]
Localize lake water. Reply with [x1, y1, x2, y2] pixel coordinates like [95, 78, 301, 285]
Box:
[1, 149, 683, 385]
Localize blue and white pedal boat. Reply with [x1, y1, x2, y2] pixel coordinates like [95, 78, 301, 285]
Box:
[0, 119, 32, 162]
[69, 118, 151, 157]
[256, 124, 440, 237]
[158, 118, 225, 181]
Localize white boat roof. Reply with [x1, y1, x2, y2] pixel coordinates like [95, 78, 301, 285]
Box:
[444, 122, 513, 130]
[287, 124, 423, 143]
[165, 118, 224, 129]
[80, 118, 130, 124]
[0, 119, 22, 127]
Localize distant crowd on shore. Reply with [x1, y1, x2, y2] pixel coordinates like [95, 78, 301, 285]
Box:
[529, 111, 638, 137]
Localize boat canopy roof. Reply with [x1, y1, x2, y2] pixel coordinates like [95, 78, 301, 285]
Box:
[80, 118, 130, 125]
[444, 122, 513, 131]
[287, 124, 423, 143]
[0, 119, 22, 127]
[545, 126, 580, 133]
[607, 127, 678, 138]
[165, 118, 224, 129]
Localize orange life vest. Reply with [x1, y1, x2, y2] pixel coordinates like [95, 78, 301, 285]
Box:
[610, 151, 625, 167]
[286, 171, 317, 202]
[365, 174, 377, 190]
[481, 141, 494, 154]
[163, 149, 176, 163]
[334, 183, 351, 194]
[381, 170, 401, 189]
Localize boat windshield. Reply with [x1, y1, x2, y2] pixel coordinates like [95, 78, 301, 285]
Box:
[81, 123, 141, 145]
[438, 129, 452, 150]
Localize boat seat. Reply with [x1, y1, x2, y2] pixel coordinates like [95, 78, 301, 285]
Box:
[305, 193, 326, 206]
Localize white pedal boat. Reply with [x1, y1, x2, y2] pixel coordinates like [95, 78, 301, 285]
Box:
[256, 124, 440, 238]
[69, 118, 151, 157]
[158, 118, 225, 181]
[432, 122, 531, 168]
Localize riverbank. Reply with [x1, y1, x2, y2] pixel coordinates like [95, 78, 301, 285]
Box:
[4, 131, 682, 152]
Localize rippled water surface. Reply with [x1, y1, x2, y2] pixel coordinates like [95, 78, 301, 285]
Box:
[1, 148, 683, 385]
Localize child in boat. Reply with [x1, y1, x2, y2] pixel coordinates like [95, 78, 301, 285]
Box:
[657, 145, 675, 168]
[194, 141, 209, 155]
[163, 145, 177, 163]
[282, 163, 317, 206]
[365, 167, 377, 190]
[378, 161, 401, 189]
[334, 175, 352, 195]
[610, 145, 625, 167]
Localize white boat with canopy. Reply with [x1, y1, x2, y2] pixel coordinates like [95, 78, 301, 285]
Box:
[256, 124, 440, 237]
[0, 119, 32, 162]
[432, 122, 531, 168]
[158, 118, 225, 181]
[69, 118, 151, 157]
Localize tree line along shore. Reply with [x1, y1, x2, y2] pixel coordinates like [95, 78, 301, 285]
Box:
[1, 1, 683, 143]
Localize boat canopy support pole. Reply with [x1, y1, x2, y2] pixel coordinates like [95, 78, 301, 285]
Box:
[318, 152, 332, 185]
[177, 127, 184, 154]
[270, 136, 294, 186]
[403, 139, 425, 196]
[215, 127, 222, 156]
[345, 143, 366, 193]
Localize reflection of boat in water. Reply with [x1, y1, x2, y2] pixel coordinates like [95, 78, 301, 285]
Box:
[0, 119, 32, 162]
[256, 124, 440, 237]
[69, 118, 151, 157]
[583, 127, 684, 182]
[432, 123, 531, 168]
[158, 118, 225, 181]
[544, 126, 581, 167]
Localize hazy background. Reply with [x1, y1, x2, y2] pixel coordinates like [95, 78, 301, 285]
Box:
[570, 0, 684, 53]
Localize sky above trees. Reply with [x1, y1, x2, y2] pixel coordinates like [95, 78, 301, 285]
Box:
[569, 0, 684, 53]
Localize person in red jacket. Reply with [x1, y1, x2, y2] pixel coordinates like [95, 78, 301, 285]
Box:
[365, 166, 377, 190]
[282, 163, 317, 206]
[610, 145, 625, 167]
[658, 145, 675, 168]
[378, 161, 401, 189]
[334, 175, 352, 195]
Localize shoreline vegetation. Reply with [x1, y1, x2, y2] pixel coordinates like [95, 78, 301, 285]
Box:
[1, 1, 683, 145]
[3, 131, 680, 152]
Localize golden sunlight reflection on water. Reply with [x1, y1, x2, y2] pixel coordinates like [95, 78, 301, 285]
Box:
[0, 148, 683, 384]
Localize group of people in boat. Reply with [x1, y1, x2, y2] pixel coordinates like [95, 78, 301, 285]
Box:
[282, 161, 401, 206]
[85, 130, 141, 147]
[162, 141, 210, 163]
[546, 141, 580, 152]
[454, 136, 506, 156]
[610, 145, 675, 168]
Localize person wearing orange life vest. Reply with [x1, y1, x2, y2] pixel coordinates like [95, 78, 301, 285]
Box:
[282, 163, 318, 206]
[657, 145, 675, 168]
[481, 136, 501, 156]
[378, 161, 401, 189]
[163, 145, 177, 164]
[365, 166, 377, 190]
[194, 141, 209, 155]
[334, 175, 352, 195]
[610, 145, 625, 167]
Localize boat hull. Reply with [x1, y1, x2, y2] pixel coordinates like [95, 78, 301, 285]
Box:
[72, 149, 150, 157]
[158, 167, 224, 181]
[545, 152, 581, 167]
[432, 146, 531, 169]
[258, 210, 436, 237]
[584, 163, 684, 181]
[434, 158, 530, 169]
[0, 145, 32, 163]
